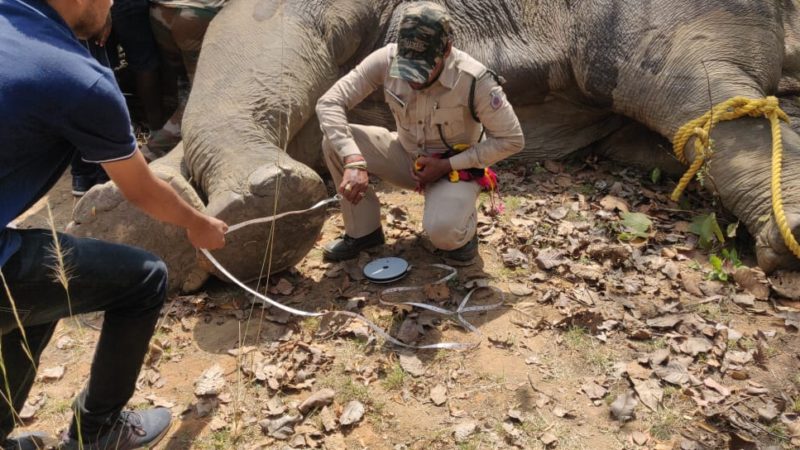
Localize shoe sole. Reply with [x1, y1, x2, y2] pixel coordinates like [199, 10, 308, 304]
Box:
[136, 419, 172, 450]
[71, 190, 86, 197]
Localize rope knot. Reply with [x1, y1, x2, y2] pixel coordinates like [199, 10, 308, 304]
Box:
[670, 96, 799, 260]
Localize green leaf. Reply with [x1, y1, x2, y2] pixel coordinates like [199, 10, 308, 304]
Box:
[726, 222, 739, 239]
[689, 213, 725, 250]
[650, 167, 662, 184]
[618, 212, 652, 240]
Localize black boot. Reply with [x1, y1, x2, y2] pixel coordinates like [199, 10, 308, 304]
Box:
[441, 234, 478, 261]
[323, 227, 385, 261]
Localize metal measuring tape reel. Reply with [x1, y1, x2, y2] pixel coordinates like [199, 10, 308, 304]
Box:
[363, 257, 410, 283]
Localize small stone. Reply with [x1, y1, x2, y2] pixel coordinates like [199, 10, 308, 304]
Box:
[453, 421, 477, 443]
[338, 400, 365, 426]
[298, 389, 335, 414]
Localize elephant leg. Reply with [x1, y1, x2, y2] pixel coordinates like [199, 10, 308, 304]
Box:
[592, 121, 685, 177]
[68, 143, 210, 293]
[684, 119, 800, 273]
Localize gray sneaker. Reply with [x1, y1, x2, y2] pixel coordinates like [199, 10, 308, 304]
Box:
[59, 408, 171, 450]
[2, 433, 49, 450]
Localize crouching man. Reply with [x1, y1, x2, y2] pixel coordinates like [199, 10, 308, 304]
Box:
[0, 0, 227, 448]
[316, 1, 524, 262]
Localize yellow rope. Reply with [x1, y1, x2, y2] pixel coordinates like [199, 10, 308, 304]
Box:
[670, 96, 800, 259]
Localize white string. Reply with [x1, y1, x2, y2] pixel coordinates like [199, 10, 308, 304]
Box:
[200, 196, 504, 350]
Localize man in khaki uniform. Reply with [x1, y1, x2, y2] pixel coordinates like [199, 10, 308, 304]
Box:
[316, 1, 524, 261]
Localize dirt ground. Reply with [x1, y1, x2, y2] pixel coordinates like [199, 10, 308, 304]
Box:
[12, 157, 800, 450]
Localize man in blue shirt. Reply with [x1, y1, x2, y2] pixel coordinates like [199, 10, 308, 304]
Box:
[0, 0, 228, 448]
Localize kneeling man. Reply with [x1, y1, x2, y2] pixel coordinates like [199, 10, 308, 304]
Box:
[316, 1, 524, 262]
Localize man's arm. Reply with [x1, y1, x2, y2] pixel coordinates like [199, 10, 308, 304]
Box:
[315, 46, 391, 204]
[448, 74, 525, 171]
[102, 150, 228, 249]
[315, 46, 391, 161]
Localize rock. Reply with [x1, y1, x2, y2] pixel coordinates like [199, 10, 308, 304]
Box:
[610, 390, 638, 422]
[453, 421, 477, 443]
[339, 400, 365, 426]
[430, 384, 447, 406]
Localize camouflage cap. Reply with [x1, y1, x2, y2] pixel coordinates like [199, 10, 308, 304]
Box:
[389, 1, 452, 84]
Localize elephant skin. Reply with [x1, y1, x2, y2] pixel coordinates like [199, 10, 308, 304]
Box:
[73, 0, 800, 290]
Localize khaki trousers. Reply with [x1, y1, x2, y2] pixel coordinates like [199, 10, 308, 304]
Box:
[323, 124, 480, 250]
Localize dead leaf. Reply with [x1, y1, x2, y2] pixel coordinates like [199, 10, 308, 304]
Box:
[757, 401, 780, 423]
[552, 406, 576, 419]
[632, 379, 663, 411]
[631, 431, 650, 446]
[55, 336, 74, 350]
[535, 249, 567, 270]
[769, 270, 800, 300]
[677, 337, 713, 356]
[38, 366, 65, 382]
[654, 361, 690, 386]
[540, 432, 558, 446]
[581, 381, 608, 400]
[269, 278, 294, 296]
[600, 195, 630, 213]
[547, 206, 569, 220]
[610, 390, 638, 421]
[339, 400, 365, 426]
[509, 283, 533, 296]
[645, 315, 683, 329]
[259, 414, 301, 440]
[319, 406, 337, 432]
[734, 267, 770, 300]
[423, 283, 450, 301]
[731, 293, 755, 308]
[19, 392, 46, 421]
[503, 248, 530, 268]
[399, 352, 425, 377]
[195, 365, 226, 396]
[430, 384, 447, 406]
[544, 160, 563, 173]
[703, 377, 731, 398]
[777, 310, 800, 330]
[662, 262, 679, 280]
[298, 389, 335, 414]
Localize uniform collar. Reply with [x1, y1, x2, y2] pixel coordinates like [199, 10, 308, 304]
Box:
[436, 49, 458, 89]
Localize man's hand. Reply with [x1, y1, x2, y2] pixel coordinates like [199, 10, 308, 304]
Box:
[340, 155, 369, 204]
[103, 151, 230, 250]
[187, 215, 228, 249]
[411, 156, 452, 187]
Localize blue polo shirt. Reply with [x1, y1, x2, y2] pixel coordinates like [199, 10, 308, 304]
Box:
[0, 0, 137, 267]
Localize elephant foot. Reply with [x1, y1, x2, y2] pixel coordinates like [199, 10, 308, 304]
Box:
[202, 161, 328, 283]
[755, 211, 800, 274]
[67, 144, 210, 293]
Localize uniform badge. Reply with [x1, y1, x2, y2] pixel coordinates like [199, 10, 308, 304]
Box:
[490, 91, 504, 110]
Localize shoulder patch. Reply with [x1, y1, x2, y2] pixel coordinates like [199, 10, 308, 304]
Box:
[490, 90, 505, 110]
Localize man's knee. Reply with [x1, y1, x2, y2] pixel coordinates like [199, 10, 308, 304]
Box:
[424, 219, 467, 251]
[139, 255, 168, 310]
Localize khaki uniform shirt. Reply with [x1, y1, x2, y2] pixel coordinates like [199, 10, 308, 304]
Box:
[317, 44, 524, 171]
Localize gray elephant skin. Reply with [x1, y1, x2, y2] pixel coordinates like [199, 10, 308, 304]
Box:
[68, 0, 800, 292]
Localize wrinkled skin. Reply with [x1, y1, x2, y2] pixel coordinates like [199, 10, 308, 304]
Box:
[71, 0, 800, 291]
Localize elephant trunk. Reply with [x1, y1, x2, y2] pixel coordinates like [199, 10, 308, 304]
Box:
[182, 0, 344, 282]
[685, 119, 800, 273]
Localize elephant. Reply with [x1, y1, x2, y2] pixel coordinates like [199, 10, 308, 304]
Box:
[69, 0, 800, 292]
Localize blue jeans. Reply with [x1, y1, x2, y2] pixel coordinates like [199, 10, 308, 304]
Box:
[0, 229, 167, 441]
